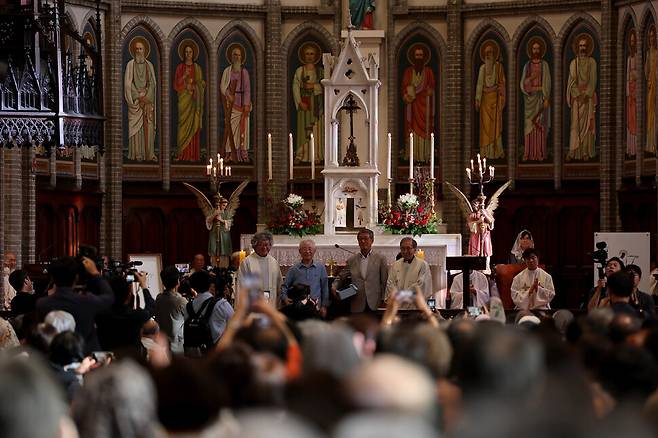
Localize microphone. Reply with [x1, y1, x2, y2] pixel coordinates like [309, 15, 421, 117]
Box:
[334, 243, 356, 255]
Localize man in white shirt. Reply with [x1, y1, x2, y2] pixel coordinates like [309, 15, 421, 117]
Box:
[511, 248, 555, 310]
[237, 231, 283, 306]
[450, 270, 490, 309]
[385, 237, 432, 308]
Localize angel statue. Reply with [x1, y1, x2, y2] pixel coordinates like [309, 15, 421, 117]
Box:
[444, 180, 512, 269]
[184, 180, 249, 267]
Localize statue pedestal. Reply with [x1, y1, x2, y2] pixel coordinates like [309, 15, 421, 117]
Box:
[240, 233, 462, 292]
[340, 30, 385, 69]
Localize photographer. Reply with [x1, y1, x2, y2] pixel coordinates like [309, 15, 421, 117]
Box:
[96, 271, 154, 352]
[155, 266, 187, 354]
[280, 283, 321, 322]
[584, 257, 624, 311]
[36, 256, 114, 353]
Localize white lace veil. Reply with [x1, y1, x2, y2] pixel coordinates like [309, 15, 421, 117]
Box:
[511, 229, 534, 260]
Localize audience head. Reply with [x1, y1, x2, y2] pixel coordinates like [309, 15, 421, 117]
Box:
[251, 231, 274, 257]
[298, 239, 316, 264]
[160, 265, 181, 291]
[229, 251, 241, 269]
[109, 276, 132, 307]
[399, 237, 417, 262]
[357, 229, 374, 255]
[191, 254, 206, 271]
[8, 270, 31, 293]
[25, 323, 59, 353]
[44, 311, 76, 334]
[49, 331, 85, 367]
[606, 257, 625, 277]
[607, 271, 634, 298]
[0, 319, 19, 350]
[298, 320, 360, 379]
[522, 248, 540, 270]
[288, 283, 310, 303]
[73, 360, 160, 438]
[49, 256, 79, 288]
[625, 264, 642, 290]
[188, 271, 211, 295]
[3, 252, 17, 271]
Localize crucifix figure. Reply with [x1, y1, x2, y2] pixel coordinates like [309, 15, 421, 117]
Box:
[340, 94, 361, 166]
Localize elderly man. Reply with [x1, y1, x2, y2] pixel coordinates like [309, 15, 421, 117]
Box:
[334, 228, 388, 313]
[385, 237, 432, 306]
[511, 248, 555, 310]
[450, 270, 490, 309]
[237, 231, 283, 306]
[280, 239, 329, 317]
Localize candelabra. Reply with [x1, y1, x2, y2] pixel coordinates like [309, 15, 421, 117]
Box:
[466, 153, 495, 196]
[206, 153, 233, 193]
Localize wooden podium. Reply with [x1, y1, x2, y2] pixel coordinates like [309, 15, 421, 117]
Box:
[446, 256, 486, 308]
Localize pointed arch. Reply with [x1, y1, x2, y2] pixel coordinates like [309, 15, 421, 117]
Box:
[121, 16, 166, 51]
[167, 18, 213, 52]
[640, 2, 658, 36]
[511, 16, 557, 55]
[282, 21, 338, 57]
[215, 19, 264, 56]
[80, 9, 100, 36]
[556, 13, 601, 51]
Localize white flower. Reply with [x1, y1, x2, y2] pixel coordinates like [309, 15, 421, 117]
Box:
[397, 193, 418, 210]
[285, 193, 305, 208]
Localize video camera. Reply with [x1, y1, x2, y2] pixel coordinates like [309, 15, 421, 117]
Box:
[591, 241, 608, 279]
[105, 259, 143, 283]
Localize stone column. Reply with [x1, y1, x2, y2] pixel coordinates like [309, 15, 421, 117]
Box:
[599, 0, 616, 232]
[3, 147, 23, 266]
[22, 146, 36, 264]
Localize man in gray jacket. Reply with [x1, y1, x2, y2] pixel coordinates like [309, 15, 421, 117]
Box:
[155, 266, 187, 354]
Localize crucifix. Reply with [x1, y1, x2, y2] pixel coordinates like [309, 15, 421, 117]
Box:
[340, 94, 360, 167]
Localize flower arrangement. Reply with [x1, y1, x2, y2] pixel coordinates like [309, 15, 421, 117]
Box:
[268, 193, 322, 238]
[380, 193, 441, 236]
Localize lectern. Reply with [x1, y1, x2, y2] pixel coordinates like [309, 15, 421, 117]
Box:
[446, 256, 486, 308]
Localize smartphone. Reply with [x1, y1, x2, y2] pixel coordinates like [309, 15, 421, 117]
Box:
[263, 291, 271, 302]
[427, 298, 436, 310]
[92, 351, 115, 365]
[125, 274, 135, 283]
[467, 306, 481, 317]
[175, 263, 190, 274]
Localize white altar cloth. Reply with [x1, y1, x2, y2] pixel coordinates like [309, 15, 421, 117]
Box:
[240, 234, 462, 292]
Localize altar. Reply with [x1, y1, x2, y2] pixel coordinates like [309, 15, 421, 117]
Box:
[240, 233, 462, 292]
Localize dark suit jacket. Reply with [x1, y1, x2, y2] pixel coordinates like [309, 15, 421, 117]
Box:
[341, 252, 389, 312]
[36, 276, 114, 353]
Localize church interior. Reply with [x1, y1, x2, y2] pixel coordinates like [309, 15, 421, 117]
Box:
[2, 0, 658, 435]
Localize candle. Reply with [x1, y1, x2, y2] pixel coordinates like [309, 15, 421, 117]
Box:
[409, 132, 414, 180]
[482, 157, 486, 171]
[417, 249, 425, 260]
[289, 133, 294, 179]
[267, 133, 272, 181]
[239, 249, 246, 264]
[470, 159, 474, 171]
[477, 154, 482, 174]
[310, 133, 315, 180]
[387, 132, 392, 180]
[206, 164, 211, 176]
[213, 167, 216, 177]
[430, 132, 435, 179]
[217, 153, 220, 164]
[219, 158, 224, 176]
[466, 168, 471, 179]
[490, 166, 494, 177]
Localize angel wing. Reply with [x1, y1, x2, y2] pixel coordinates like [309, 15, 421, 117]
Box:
[485, 179, 512, 215]
[183, 182, 214, 217]
[225, 179, 250, 221]
[444, 181, 474, 220]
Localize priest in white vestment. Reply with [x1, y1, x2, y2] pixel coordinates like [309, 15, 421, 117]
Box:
[450, 270, 490, 309]
[511, 248, 555, 310]
[237, 232, 283, 307]
[385, 237, 432, 308]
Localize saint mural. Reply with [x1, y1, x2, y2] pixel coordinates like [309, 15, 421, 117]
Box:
[520, 36, 551, 161]
[401, 42, 435, 163]
[475, 39, 506, 159]
[292, 41, 324, 163]
[349, 0, 375, 30]
[124, 36, 157, 162]
[174, 39, 206, 162]
[566, 33, 597, 161]
[646, 24, 657, 155]
[626, 29, 638, 157]
[220, 43, 251, 163]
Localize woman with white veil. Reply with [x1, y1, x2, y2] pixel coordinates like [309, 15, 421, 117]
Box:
[510, 230, 534, 264]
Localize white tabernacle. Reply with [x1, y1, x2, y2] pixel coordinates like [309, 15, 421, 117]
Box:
[240, 233, 462, 292]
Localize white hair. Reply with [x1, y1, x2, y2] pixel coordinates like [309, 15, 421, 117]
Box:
[44, 311, 76, 334]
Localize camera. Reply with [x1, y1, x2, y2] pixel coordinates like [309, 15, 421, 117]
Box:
[427, 298, 436, 310]
[591, 241, 608, 279]
[467, 306, 481, 317]
[104, 259, 143, 282]
[176, 263, 190, 274]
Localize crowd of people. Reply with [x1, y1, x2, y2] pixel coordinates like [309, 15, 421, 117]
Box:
[1, 230, 658, 437]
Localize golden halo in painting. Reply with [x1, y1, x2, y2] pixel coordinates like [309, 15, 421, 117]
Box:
[225, 42, 246, 65]
[526, 36, 547, 59]
[129, 36, 150, 58]
[297, 41, 322, 65]
[178, 38, 200, 62]
[571, 33, 594, 57]
[479, 39, 501, 63]
[406, 42, 431, 66]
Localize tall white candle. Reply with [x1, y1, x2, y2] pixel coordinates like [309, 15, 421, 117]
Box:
[470, 159, 474, 171]
[217, 153, 220, 164]
[387, 133, 392, 180]
[267, 133, 272, 181]
[409, 132, 414, 180]
[289, 133, 294, 179]
[310, 133, 315, 180]
[466, 168, 471, 179]
[482, 157, 486, 171]
[430, 132, 435, 179]
[219, 158, 224, 176]
[477, 154, 482, 174]
[490, 166, 495, 177]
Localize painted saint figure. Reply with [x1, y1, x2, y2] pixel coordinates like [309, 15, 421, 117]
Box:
[336, 197, 346, 227]
[349, 0, 375, 30]
[124, 36, 157, 162]
[475, 40, 506, 159]
[566, 34, 597, 161]
[174, 40, 206, 161]
[520, 36, 551, 161]
[220, 43, 251, 162]
[293, 42, 324, 163]
[646, 25, 657, 154]
[626, 30, 638, 157]
[401, 43, 435, 163]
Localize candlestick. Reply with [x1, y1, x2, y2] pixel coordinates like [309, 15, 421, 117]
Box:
[387, 132, 392, 180]
[310, 133, 315, 180]
[267, 133, 272, 181]
[409, 132, 414, 180]
[430, 132, 435, 179]
[213, 167, 216, 177]
[289, 133, 294, 179]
